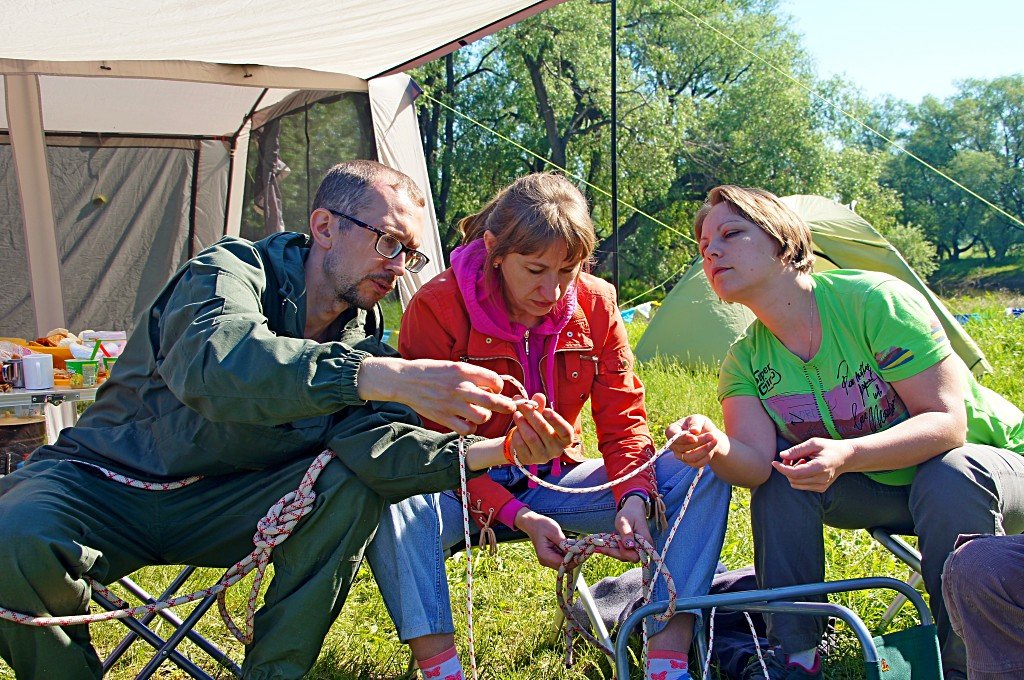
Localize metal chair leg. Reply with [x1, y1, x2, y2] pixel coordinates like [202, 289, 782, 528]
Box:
[94, 567, 242, 679]
[868, 528, 925, 633]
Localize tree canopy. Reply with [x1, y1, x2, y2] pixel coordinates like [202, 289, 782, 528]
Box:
[408, 0, 1022, 299]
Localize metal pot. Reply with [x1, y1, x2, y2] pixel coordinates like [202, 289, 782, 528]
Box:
[2, 359, 24, 388]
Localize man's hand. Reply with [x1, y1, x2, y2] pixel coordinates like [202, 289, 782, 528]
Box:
[666, 414, 726, 469]
[357, 358, 516, 435]
[514, 508, 567, 569]
[507, 393, 575, 465]
[772, 438, 855, 493]
[610, 495, 652, 563]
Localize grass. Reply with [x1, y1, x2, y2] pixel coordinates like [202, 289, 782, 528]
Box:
[3, 296, 1022, 680]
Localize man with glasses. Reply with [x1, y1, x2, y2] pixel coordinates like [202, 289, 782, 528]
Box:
[0, 160, 573, 680]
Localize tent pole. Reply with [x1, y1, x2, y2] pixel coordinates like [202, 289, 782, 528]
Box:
[5, 74, 66, 335]
[610, 0, 619, 295]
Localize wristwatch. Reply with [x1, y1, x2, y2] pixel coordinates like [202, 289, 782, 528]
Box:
[617, 490, 652, 519]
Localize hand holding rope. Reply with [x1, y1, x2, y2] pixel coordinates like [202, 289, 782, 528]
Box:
[0, 450, 336, 647]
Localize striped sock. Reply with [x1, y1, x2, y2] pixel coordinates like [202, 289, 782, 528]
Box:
[646, 649, 690, 680]
[418, 646, 464, 680]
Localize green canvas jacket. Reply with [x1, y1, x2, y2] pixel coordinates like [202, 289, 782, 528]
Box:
[32, 233, 476, 501]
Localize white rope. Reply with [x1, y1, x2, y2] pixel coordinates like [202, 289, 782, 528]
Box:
[457, 436, 480, 680]
[0, 450, 335, 648]
[454, 372, 707, 674]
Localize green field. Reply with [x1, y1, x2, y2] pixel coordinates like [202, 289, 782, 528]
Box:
[4, 295, 1022, 680]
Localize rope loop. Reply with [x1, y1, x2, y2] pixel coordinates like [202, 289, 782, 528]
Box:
[0, 449, 337, 649]
[554, 533, 676, 664]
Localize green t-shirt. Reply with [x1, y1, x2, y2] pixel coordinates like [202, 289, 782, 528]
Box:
[719, 270, 1024, 485]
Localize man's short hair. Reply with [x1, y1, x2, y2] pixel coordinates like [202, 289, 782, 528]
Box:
[312, 160, 426, 224]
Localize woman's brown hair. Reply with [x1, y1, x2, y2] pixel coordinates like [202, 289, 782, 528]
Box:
[694, 185, 815, 273]
[459, 173, 596, 267]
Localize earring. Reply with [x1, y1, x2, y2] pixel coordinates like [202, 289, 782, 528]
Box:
[493, 261, 500, 269]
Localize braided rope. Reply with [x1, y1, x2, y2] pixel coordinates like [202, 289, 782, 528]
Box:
[456, 436, 480, 680]
[701, 606, 717, 680]
[554, 533, 675, 664]
[550, 465, 704, 667]
[452, 374, 711, 672]
[0, 450, 335, 647]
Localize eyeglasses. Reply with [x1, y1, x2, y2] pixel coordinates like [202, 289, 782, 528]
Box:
[326, 209, 430, 274]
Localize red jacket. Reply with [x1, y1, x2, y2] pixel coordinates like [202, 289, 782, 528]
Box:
[399, 268, 655, 530]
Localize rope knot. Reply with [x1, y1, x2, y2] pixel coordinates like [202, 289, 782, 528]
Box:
[252, 488, 316, 548]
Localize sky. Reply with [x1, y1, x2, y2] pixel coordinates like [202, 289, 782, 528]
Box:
[780, 0, 1024, 103]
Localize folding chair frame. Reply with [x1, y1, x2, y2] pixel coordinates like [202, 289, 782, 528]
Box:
[869, 527, 924, 632]
[92, 566, 242, 679]
[613, 576, 933, 678]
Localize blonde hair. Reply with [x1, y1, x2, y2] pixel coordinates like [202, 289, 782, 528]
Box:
[694, 185, 815, 273]
[459, 173, 596, 267]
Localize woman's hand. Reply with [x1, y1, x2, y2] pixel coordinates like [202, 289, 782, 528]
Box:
[772, 437, 856, 493]
[611, 495, 652, 563]
[666, 414, 726, 469]
[508, 393, 575, 465]
[514, 508, 567, 569]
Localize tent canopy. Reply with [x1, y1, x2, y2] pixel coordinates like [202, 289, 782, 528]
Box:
[1, 1, 565, 338]
[635, 194, 991, 376]
[0, 1, 561, 80]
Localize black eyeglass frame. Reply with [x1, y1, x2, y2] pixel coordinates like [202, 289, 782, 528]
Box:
[325, 209, 430, 274]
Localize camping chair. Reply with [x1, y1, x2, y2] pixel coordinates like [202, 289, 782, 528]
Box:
[614, 576, 942, 680]
[868, 527, 925, 632]
[92, 566, 242, 679]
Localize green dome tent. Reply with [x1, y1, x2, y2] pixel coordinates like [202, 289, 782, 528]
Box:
[634, 194, 991, 376]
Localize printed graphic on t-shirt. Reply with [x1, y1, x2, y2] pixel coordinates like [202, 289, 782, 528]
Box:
[764, 391, 829, 443]
[754, 363, 782, 395]
[760, 359, 909, 444]
[826, 360, 909, 437]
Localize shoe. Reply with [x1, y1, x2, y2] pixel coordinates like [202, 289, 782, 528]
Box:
[740, 651, 823, 680]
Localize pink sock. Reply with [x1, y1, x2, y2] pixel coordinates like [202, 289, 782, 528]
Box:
[646, 649, 690, 680]
[418, 646, 464, 680]
[785, 650, 821, 673]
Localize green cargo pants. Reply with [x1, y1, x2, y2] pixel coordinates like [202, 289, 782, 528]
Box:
[0, 417, 475, 680]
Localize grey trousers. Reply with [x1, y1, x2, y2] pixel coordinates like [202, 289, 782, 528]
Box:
[943, 533, 1024, 679]
[750, 444, 1024, 680]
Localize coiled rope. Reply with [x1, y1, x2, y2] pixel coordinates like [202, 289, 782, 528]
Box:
[453, 375, 704, 678]
[0, 450, 336, 647]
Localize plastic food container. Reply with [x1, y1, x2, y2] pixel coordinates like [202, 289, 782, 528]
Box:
[65, 359, 100, 387]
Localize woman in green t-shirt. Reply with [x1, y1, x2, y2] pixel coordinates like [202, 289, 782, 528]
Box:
[665, 185, 1024, 680]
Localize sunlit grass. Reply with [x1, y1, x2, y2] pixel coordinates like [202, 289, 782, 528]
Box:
[8, 298, 1021, 680]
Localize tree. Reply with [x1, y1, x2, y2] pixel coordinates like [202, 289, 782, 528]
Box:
[413, 0, 852, 294]
[885, 76, 1024, 262]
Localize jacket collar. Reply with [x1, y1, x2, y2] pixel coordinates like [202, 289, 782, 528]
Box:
[465, 290, 593, 356]
[253, 231, 311, 338]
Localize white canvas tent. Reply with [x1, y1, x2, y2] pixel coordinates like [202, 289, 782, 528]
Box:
[0, 0, 564, 338]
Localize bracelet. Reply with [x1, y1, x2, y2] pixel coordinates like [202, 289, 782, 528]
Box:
[503, 427, 518, 465]
[617, 490, 653, 518]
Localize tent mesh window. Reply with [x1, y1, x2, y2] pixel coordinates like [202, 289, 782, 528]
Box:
[47, 137, 210, 334]
[0, 138, 36, 338]
[241, 92, 376, 241]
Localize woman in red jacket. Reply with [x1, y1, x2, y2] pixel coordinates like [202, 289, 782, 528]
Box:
[365, 173, 730, 680]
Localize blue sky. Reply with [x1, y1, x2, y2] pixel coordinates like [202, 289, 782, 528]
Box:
[780, 0, 1024, 103]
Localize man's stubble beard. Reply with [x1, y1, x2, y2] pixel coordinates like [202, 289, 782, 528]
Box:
[324, 251, 392, 310]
